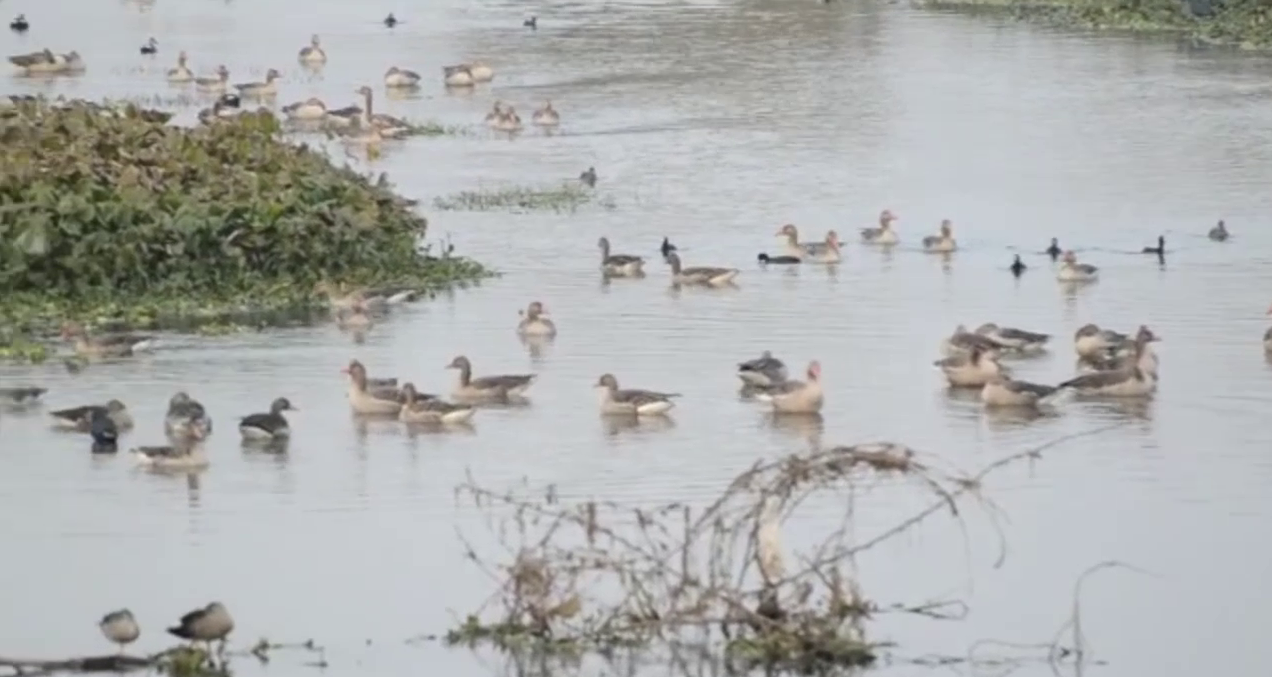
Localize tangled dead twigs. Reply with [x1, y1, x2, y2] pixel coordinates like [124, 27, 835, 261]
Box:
[450, 427, 1120, 670]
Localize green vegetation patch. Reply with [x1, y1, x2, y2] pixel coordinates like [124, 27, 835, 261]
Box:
[434, 183, 601, 213]
[0, 98, 489, 352]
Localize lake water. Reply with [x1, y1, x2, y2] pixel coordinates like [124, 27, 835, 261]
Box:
[3, 1, 1272, 675]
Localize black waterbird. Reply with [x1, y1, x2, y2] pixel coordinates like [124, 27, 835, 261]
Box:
[1010, 254, 1026, 277]
[384, 13, 398, 27]
[660, 237, 677, 258]
[524, 16, 537, 29]
[758, 253, 801, 265]
[579, 166, 596, 187]
[10, 15, 29, 33]
[1045, 238, 1061, 261]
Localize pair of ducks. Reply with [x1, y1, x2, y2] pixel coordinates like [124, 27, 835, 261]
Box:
[343, 359, 515, 423]
[99, 602, 233, 655]
[8, 48, 85, 74]
[599, 234, 733, 287]
[443, 62, 495, 87]
[185, 64, 281, 97]
[735, 352, 825, 414]
[61, 322, 155, 359]
[484, 101, 561, 131]
[859, 212, 953, 251]
[758, 225, 842, 265]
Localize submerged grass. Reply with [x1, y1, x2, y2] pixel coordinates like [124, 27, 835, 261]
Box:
[434, 183, 607, 213]
[918, 0, 1272, 48]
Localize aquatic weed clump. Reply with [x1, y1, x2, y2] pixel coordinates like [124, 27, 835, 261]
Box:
[0, 97, 488, 338]
[434, 183, 601, 213]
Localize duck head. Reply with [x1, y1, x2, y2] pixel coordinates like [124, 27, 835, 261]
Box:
[270, 397, 297, 413]
[595, 373, 619, 390]
[776, 223, 798, 240]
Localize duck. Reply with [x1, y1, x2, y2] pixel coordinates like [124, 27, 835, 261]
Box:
[752, 361, 823, 414]
[595, 374, 680, 416]
[860, 209, 899, 245]
[493, 107, 523, 132]
[757, 253, 801, 265]
[446, 355, 537, 400]
[354, 85, 412, 137]
[50, 400, 134, 431]
[921, 220, 957, 253]
[334, 301, 372, 330]
[1057, 250, 1099, 282]
[484, 101, 505, 127]
[1208, 220, 1229, 241]
[981, 374, 1059, 408]
[1081, 326, 1160, 377]
[580, 166, 597, 187]
[1057, 339, 1157, 398]
[1141, 235, 1165, 255]
[524, 16, 537, 29]
[467, 61, 494, 82]
[8, 49, 63, 74]
[383, 13, 398, 27]
[99, 610, 140, 654]
[934, 346, 1009, 388]
[234, 68, 281, 97]
[194, 65, 230, 91]
[298, 34, 327, 64]
[217, 92, 241, 108]
[323, 99, 363, 127]
[1010, 255, 1026, 277]
[974, 323, 1050, 354]
[598, 236, 645, 276]
[60, 322, 155, 358]
[775, 224, 811, 260]
[532, 101, 560, 127]
[383, 65, 422, 88]
[10, 14, 29, 33]
[517, 301, 557, 337]
[665, 252, 739, 286]
[343, 360, 404, 415]
[167, 603, 233, 651]
[132, 444, 209, 469]
[398, 384, 476, 425]
[197, 100, 239, 125]
[660, 237, 676, 258]
[0, 386, 47, 406]
[940, 324, 1008, 358]
[167, 51, 194, 82]
[1045, 238, 1062, 261]
[737, 350, 788, 388]
[238, 397, 295, 441]
[443, 65, 475, 87]
[165, 392, 213, 441]
[140, 38, 158, 56]
[282, 97, 327, 120]
[1073, 324, 1129, 360]
[778, 224, 841, 261]
[89, 408, 120, 449]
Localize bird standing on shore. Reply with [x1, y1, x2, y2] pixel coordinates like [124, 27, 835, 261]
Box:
[99, 610, 140, 654]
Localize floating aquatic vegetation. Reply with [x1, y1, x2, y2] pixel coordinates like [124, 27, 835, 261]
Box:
[434, 183, 602, 213]
[0, 97, 490, 346]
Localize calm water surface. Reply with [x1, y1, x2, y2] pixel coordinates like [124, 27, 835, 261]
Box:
[3, 1, 1272, 675]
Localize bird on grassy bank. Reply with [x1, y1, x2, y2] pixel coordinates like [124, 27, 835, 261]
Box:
[99, 610, 140, 654]
[1010, 255, 1026, 277]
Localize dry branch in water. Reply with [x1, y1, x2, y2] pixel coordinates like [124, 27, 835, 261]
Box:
[0, 638, 325, 677]
[450, 430, 1109, 670]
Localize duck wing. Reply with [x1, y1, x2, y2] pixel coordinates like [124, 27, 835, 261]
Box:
[612, 388, 679, 406]
[471, 374, 536, 391]
[681, 266, 735, 278]
[604, 254, 645, 266]
[1058, 370, 1132, 390]
[416, 399, 473, 414]
[998, 327, 1050, 343]
[860, 227, 881, 239]
[738, 354, 784, 373]
[326, 104, 362, 117]
[239, 412, 283, 432]
[51, 404, 102, 422]
[1, 386, 46, 402]
[1005, 379, 1058, 398]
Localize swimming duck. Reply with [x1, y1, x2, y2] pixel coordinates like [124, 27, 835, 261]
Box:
[282, 97, 327, 120]
[50, 400, 133, 431]
[598, 236, 645, 276]
[1073, 324, 1128, 360]
[787, 227, 841, 263]
[446, 355, 536, 400]
[167, 51, 194, 82]
[940, 324, 1008, 358]
[1058, 333, 1158, 398]
[140, 38, 158, 55]
[1208, 220, 1229, 241]
[99, 610, 140, 654]
[981, 374, 1059, 408]
[197, 100, 240, 125]
[234, 68, 281, 97]
[383, 13, 398, 27]
[398, 384, 476, 424]
[484, 101, 505, 127]
[660, 236, 676, 258]
[195, 65, 230, 91]
[757, 253, 801, 265]
[595, 374, 680, 416]
[218, 92, 241, 108]
[975, 323, 1049, 354]
[323, 98, 363, 127]
[8, 49, 61, 74]
[1010, 255, 1026, 277]
[165, 392, 212, 441]
[132, 444, 209, 469]
[1057, 251, 1098, 282]
[665, 252, 739, 287]
[298, 34, 327, 64]
[89, 408, 120, 449]
[467, 62, 494, 82]
[1082, 326, 1160, 376]
[493, 107, 523, 132]
[934, 346, 1009, 388]
[580, 166, 597, 187]
[860, 209, 899, 245]
[355, 85, 412, 137]
[532, 101, 560, 127]
[921, 220, 957, 253]
[737, 350, 788, 388]
[238, 397, 295, 441]
[524, 16, 537, 29]
[384, 65, 421, 88]
[517, 301, 557, 337]
[0, 386, 47, 405]
[1045, 238, 1062, 261]
[443, 65, 475, 87]
[10, 14, 29, 33]
[1141, 235, 1165, 255]
[343, 360, 404, 415]
[60, 323, 155, 358]
[334, 301, 373, 331]
[168, 602, 233, 651]
[752, 361, 823, 414]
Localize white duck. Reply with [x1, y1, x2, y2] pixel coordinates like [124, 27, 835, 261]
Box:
[921, 219, 957, 253]
[167, 51, 194, 82]
[298, 34, 327, 64]
[1057, 250, 1098, 282]
[752, 361, 823, 414]
[981, 374, 1059, 408]
[934, 346, 1008, 388]
[860, 209, 899, 245]
[384, 66, 421, 88]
